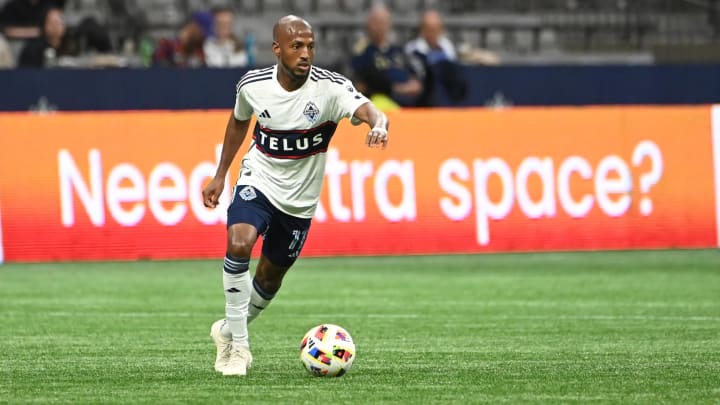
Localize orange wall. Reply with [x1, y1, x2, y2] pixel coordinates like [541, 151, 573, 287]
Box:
[1, 106, 718, 262]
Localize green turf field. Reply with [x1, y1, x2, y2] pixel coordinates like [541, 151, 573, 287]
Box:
[1, 250, 719, 404]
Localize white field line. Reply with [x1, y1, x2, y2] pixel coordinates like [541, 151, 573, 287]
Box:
[11, 311, 717, 322]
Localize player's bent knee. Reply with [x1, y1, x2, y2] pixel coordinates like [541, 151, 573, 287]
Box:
[227, 224, 259, 257]
[227, 237, 254, 257]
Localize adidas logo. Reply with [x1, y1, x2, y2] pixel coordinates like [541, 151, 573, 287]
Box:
[258, 109, 271, 119]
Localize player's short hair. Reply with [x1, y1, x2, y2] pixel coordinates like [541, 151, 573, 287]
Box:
[211, 5, 234, 15]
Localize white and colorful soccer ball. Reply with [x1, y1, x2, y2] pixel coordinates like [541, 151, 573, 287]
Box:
[299, 324, 355, 377]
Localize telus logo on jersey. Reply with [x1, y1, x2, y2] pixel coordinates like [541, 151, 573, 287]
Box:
[252, 121, 339, 159]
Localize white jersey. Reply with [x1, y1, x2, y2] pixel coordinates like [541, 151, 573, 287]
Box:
[233, 64, 369, 218]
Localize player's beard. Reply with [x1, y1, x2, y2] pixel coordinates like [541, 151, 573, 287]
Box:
[282, 60, 310, 82]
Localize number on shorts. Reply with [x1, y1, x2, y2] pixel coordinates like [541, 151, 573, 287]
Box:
[288, 229, 308, 258]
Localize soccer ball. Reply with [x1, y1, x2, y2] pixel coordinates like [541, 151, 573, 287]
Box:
[299, 324, 355, 377]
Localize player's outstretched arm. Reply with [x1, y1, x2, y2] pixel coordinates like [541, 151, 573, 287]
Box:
[202, 112, 251, 208]
[353, 102, 389, 149]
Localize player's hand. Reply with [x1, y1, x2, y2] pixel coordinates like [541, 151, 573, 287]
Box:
[203, 177, 225, 208]
[366, 127, 388, 149]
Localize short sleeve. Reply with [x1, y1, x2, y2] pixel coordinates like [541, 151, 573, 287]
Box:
[233, 85, 253, 121]
[332, 78, 369, 123]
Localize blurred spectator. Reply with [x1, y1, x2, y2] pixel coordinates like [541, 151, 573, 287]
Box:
[153, 18, 205, 67]
[0, 33, 15, 67]
[72, 16, 112, 55]
[0, 0, 65, 39]
[203, 7, 248, 68]
[18, 7, 74, 67]
[405, 10, 467, 106]
[350, 4, 422, 109]
[192, 10, 213, 38]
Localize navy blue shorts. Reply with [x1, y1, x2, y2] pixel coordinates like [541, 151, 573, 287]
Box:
[227, 185, 311, 267]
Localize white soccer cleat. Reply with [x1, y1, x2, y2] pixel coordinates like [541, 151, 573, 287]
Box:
[222, 344, 253, 376]
[210, 319, 232, 373]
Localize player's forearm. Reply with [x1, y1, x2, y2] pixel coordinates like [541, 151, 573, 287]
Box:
[356, 102, 389, 131]
[369, 109, 389, 131]
[214, 115, 250, 179]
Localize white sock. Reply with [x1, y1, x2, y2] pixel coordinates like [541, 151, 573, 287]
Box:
[222, 254, 251, 347]
[248, 278, 276, 324]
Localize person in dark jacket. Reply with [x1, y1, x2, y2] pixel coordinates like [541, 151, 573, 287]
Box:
[18, 6, 75, 67]
[0, 0, 65, 39]
[405, 10, 467, 106]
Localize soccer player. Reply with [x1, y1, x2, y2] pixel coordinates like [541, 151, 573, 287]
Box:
[202, 15, 389, 377]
